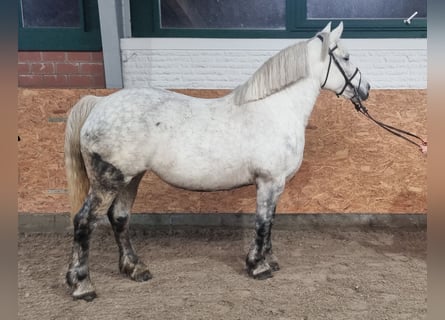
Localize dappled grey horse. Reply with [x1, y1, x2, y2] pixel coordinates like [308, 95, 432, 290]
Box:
[65, 22, 370, 301]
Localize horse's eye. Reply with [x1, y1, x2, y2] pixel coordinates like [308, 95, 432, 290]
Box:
[344, 55, 350, 61]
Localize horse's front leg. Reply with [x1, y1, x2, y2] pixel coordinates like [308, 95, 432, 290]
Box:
[263, 205, 280, 271]
[246, 176, 285, 279]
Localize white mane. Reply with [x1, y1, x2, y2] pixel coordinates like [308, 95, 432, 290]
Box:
[233, 41, 310, 105]
[233, 33, 332, 106]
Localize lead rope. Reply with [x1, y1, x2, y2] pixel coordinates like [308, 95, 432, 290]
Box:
[351, 96, 427, 154]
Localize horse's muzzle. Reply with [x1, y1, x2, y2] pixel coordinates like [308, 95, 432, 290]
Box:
[358, 82, 371, 101]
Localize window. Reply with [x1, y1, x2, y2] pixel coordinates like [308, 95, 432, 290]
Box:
[21, 0, 81, 28]
[18, 0, 102, 51]
[130, 0, 427, 38]
[160, 0, 286, 29]
[306, 0, 426, 20]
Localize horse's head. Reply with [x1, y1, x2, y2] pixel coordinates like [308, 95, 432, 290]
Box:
[315, 22, 371, 102]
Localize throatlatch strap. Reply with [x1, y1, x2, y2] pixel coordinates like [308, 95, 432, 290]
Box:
[321, 56, 332, 88]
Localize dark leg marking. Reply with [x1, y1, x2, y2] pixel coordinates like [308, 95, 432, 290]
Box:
[246, 217, 274, 279]
[264, 206, 280, 271]
[67, 153, 126, 301]
[246, 178, 284, 279]
[107, 173, 152, 282]
[66, 193, 100, 301]
[107, 211, 153, 282]
[91, 152, 125, 191]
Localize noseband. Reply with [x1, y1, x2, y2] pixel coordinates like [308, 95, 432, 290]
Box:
[317, 35, 361, 98]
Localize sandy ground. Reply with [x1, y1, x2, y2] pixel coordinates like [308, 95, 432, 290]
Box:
[18, 227, 426, 320]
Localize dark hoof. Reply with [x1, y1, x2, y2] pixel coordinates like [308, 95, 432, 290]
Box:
[252, 268, 273, 280]
[265, 253, 280, 272]
[71, 282, 97, 301]
[133, 269, 153, 282]
[73, 291, 97, 302]
[123, 260, 153, 282]
[269, 261, 280, 272]
[120, 255, 153, 282]
[246, 260, 273, 280]
[67, 269, 97, 301]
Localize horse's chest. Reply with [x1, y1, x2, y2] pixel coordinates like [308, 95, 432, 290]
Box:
[282, 131, 306, 180]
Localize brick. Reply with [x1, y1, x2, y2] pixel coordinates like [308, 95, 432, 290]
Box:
[55, 62, 79, 74]
[31, 63, 55, 74]
[42, 75, 68, 87]
[18, 74, 43, 87]
[79, 63, 104, 76]
[67, 74, 94, 87]
[18, 63, 30, 74]
[18, 51, 42, 62]
[92, 74, 105, 88]
[66, 52, 92, 62]
[91, 51, 104, 62]
[41, 52, 66, 62]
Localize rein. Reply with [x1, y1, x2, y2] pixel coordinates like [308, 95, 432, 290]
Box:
[351, 97, 427, 153]
[317, 34, 427, 154]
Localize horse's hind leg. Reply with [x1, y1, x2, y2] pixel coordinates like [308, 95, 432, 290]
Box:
[246, 176, 284, 279]
[66, 189, 118, 301]
[66, 153, 126, 301]
[107, 172, 152, 282]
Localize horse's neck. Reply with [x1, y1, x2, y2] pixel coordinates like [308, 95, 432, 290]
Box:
[273, 78, 321, 127]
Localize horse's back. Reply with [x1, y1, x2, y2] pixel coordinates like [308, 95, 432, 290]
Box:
[79, 88, 249, 179]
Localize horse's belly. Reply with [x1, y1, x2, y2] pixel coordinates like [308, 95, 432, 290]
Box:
[152, 160, 254, 191]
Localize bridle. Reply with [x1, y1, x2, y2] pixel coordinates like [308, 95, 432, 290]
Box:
[317, 34, 361, 99]
[316, 34, 427, 153]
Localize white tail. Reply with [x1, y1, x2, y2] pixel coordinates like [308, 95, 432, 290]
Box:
[64, 95, 101, 220]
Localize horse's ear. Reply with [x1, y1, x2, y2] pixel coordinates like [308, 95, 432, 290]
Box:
[320, 22, 331, 34]
[330, 21, 344, 43]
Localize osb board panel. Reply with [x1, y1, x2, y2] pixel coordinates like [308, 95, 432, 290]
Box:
[18, 88, 426, 214]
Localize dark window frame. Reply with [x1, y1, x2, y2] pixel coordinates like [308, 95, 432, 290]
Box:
[18, 0, 102, 51]
[130, 0, 426, 38]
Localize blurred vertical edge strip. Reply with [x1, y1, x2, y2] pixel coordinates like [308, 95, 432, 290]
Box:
[427, 0, 445, 319]
[0, 0, 18, 319]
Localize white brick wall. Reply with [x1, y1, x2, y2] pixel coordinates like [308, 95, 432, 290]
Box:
[121, 38, 427, 89]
